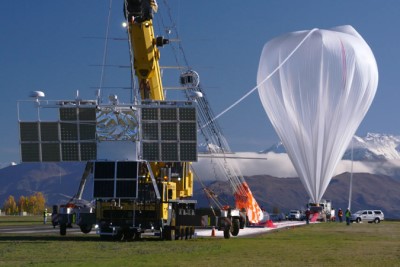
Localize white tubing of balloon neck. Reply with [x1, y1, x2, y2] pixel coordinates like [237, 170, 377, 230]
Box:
[200, 28, 319, 130]
[348, 136, 354, 210]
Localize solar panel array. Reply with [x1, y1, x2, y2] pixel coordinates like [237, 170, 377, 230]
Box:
[19, 107, 97, 162]
[141, 102, 197, 162]
[19, 102, 197, 162]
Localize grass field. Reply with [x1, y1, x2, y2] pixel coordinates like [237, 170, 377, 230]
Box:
[0, 216, 399, 267]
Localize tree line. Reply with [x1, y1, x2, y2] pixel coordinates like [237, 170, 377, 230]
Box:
[2, 192, 46, 215]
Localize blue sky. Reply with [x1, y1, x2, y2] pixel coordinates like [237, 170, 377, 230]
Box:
[0, 0, 399, 165]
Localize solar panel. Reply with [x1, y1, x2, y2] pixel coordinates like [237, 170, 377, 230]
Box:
[21, 143, 40, 162]
[79, 123, 96, 141]
[179, 107, 196, 121]
[142, 123, 159, 140]
[142, 142, 159, 161]
[20, 122, 39, 142]
[93, 161, 138, 199]
[161, 143, 178, 161]
[180, 122, 196, 141]
[161, 122, 177, 141]
[41, 143, 60, 162]
[40, 122, 59, 141]
[79, 108, 96, 121]
[61, 143, 79, 161]
[140, 103, 197, 162]
[180, 143, 197, 162]
[161, 108, 177, 120]
[60, 108, 77, 121]
[60, 123, 78, 141]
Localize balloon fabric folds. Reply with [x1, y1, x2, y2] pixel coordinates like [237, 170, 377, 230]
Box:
[257, 25, 378, 204]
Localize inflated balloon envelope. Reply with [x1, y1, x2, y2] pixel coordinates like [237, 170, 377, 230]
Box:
[257, 25, 378, 204]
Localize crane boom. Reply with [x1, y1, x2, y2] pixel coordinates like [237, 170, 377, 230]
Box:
[125, 0, 166, 100]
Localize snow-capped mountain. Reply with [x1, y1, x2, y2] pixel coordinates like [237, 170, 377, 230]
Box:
[261, 133, 400, 161]
[0, 162, 17, 170]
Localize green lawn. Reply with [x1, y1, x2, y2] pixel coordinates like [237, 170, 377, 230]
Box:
[0, 215, 42, 226]
[0, 218, 399, 267]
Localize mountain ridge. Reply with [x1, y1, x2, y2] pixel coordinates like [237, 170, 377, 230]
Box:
[262, 133, 400, 161]
[1, 132, 400, 219]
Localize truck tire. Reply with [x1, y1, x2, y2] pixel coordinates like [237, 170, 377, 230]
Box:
[223, 226, 230, 239]
[231, 218, 240, 236]
[133, 230, 141, 241]
[170, 229, 176, 241]
[374, 218, 380, 224]
[79, 224, 92, 234]
[239, 217, 246, 229]
[189, 226, 194, 239]
[164, 226, 175, 241]
[185, 227, 189, 240]
[356, 217, 361, 223]
[121, 227, 134, 241]
[60, 223, 67, 236]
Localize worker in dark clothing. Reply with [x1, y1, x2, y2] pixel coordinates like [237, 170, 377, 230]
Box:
[345, 208, 351, 225]
[338, 208, 343, 223]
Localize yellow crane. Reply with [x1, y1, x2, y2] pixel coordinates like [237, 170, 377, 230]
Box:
[93, 0, 197, 241]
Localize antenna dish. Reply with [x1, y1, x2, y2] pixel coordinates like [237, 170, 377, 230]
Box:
[29, 91, 45, 98]
[188, 91, 203, 99]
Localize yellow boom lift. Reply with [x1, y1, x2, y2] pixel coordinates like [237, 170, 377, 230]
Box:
[93, 0, 197, 240]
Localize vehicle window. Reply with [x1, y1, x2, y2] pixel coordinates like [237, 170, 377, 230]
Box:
[362, 211, 367, 215]
[374, 211, 381, 214]
[368, 211, 373, 215]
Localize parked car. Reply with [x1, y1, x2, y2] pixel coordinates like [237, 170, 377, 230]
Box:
[288, 210, 301, 220]
[350, 210, 384, 223]
[269, 213, 286, 222]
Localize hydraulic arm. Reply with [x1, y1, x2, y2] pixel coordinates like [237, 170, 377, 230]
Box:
[125, 0, 168, 100]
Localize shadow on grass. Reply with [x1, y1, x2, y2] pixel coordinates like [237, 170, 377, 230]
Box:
[0, 234, 167, 243]
[0, 235, 101, 242]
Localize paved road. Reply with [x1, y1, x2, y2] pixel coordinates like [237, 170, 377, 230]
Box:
[0, 224, 90, 235]
[195, 220, 306, 238]
[1, 220, 306, 238]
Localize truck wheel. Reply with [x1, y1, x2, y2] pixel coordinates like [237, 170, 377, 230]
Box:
[356, 217, 361, 223]
[189, 227, 194, 239]
[170, 229, 176, 241]
[122, 229, 134, 241]
[79, 224, 92, 234]
[163, 226, 175, 241]
[133, 231, 141, 241]
[223, 226, 230, 239]
[185, 227, 189, 240]
[60, 223, 67, 236]
[374, 218, 380, 224]
[231, 218, 240, 236]
[239, 217, 246, 229]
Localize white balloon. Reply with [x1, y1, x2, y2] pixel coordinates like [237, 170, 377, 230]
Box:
[257, 25, 378, 203]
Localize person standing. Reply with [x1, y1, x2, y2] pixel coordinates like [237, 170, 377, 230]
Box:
[305, 209, 311, 224]
[338, 208, 343, 223]
[345, 208, 351, 225]
[43, 209, 47, 224]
